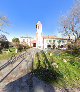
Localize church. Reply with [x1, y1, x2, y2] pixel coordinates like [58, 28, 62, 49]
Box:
[20, 21, 68, 49]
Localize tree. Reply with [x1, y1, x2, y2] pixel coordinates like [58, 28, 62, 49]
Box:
[0, 41, 9, 49]
[12, 38, 20, 53]
[0, 16, 10, 34]
[12, 38, 19, 42]
[0, 16, 10, 53]
[60, 16, 70, 37]
[60, 0, 80, 42]
[0, 35, 9, 53]
[0, 34, 8, 41]
[12, 38, 20, 47]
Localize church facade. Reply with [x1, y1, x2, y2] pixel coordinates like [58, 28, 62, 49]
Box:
[20, 21, 68, 49]
[35, 21, 67, 49]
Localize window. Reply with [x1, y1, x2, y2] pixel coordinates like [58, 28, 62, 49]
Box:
[47, 45, 51, 48]
[27, 39, 28, 42]
[53, 40, 55, 43]
[57, 40, 61, 44]
[62, 40, 65, 43]
[49, 40, 52, 42]
[23, 39, 25, 42]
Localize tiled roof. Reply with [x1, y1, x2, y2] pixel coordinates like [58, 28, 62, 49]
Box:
[43, 36, 57, 39]
[54, 38, 68, 40]
[21, 36, 32, 39]
[43, 36, 68, 40]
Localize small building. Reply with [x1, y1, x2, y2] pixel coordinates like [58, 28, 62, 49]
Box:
[20, 36, 33, 47]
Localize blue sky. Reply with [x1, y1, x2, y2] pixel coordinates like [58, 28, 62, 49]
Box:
[0, 0, 74, 41]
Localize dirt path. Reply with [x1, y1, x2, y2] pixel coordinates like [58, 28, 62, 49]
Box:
[0, 48, 41, 91]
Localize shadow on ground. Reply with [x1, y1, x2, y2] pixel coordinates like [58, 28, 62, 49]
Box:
[3, 72, 55, 92]
[33, 51, 63, 84]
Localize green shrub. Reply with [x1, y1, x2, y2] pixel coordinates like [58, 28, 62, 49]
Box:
[26, 44, 30, 49]
[18, 44, 23, 52]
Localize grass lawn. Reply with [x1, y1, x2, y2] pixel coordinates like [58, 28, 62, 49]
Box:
[0, 48, 24, 61]
[51, 52, 80, 88]
[34, 50, 80, 88]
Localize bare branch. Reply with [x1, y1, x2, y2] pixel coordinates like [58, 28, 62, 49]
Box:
[59, 0, 80, 41]
[0, 16, 10, 35]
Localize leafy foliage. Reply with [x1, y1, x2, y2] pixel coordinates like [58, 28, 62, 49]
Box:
[12, 38, 20, 48]
[12, 38, 20, 44]
[0, 41, 9, 49]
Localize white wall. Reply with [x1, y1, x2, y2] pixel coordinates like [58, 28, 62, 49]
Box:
[19, 37, 33, 46]
[43, 39, 67, 49]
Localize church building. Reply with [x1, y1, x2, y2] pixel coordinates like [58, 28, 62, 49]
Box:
[20, 21, 68, 49]
[35, 21, 68, 49]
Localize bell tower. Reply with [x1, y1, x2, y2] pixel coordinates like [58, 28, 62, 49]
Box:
[36, 21, 42, 33]
[36, 21, 43, 49]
